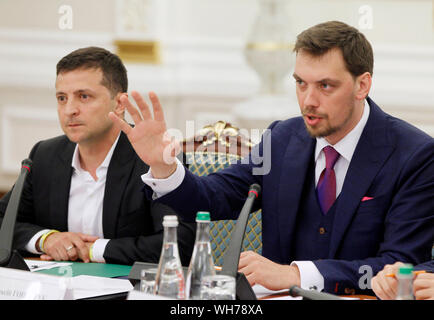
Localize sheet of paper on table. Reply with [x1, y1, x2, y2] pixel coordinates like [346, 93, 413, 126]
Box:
[10, 262, 133, 300]
[67, 275, 133, 300]
[25, 259, 72, 272]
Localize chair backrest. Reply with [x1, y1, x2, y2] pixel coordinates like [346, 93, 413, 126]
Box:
[183, 121, 262, 267]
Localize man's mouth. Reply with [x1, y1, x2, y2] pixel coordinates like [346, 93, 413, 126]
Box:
[67, 123, 83, 127]
[304, 114, 323, 126]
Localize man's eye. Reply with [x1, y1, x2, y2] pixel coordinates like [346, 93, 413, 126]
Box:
[321, 83, 330, 89]
[80, 94, 89, 100]
[57, 96, 66, 102]
[296, 79, 304, 85]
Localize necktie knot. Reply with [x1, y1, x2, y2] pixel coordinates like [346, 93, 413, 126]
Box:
[323, 146, 340, 169]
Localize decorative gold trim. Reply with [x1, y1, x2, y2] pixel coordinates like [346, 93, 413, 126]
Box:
[198, 121, 254, 148]
[185, 151, 242, 160]
[246, 42, 294, 51]
[114, 40, 160, 64]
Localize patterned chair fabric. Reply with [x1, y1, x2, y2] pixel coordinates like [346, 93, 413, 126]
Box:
[183, 121, 262, 267]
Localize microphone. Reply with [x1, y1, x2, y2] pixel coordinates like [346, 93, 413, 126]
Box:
[221, 183, 261, 300]
[0, 159, 32, 270]
[289, 285, 344, 300]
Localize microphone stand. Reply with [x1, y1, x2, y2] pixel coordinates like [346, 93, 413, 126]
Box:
[289, 285, 344, 300]
[0, 159, 32, 271]
[220, 184, 261, 300]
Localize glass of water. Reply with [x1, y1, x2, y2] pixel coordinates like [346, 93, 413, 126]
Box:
[200, 275, 236, 300]
[140, 268, 158, 295]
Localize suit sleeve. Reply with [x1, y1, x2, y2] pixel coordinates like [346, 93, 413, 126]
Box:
[141, 122, 280, 222]
[313, 140, 434, 294]
[414, 260, 434, 273]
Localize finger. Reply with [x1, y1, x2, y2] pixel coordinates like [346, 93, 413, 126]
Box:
[148, 91, 165, 122]
[131, 91, 153, 120]
[372, 280, 389, 300]
[40, 254, 53, 261]
[66, 233, 90, 262]
[245, 272, 256, 287]
[238, 252, 253, 269]
[121, 92, 146, 124]
[372, 271, 394, 300]
[414, 288, 433, 300]
[65, 246, 78, 261]
[71, 238, 90, 263]
[109, 111, 132, 135]
[77, 233, 99, 242]
[54, 246, 69, 261]
[413, 276, 431, 291]
[378, 276, 397, 300]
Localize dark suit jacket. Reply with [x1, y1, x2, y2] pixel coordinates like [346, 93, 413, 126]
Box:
[144, 97, 434, 294]
[414, 260, 434, 273]
[0, 132, 195, 266]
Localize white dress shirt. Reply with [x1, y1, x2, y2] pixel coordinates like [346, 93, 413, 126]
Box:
[142, 100, 370, 291]
[26, 133, 120, 263]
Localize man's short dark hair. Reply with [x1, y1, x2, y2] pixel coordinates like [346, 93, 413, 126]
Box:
[56, 47, 128, 97]
[294, 21, 374, 77]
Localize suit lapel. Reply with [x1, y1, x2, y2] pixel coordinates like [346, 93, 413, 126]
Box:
[328, 98, 395, 257]
[277, 125, 315, 261]
[102, 132, 137, 238]
[50, 139, 75, 231]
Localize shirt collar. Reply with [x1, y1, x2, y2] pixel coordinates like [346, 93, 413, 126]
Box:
[315, 99, 370, 163]
[71, 132, 121, 175]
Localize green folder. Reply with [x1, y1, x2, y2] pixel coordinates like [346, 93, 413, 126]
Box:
[35, 261, 132, 278]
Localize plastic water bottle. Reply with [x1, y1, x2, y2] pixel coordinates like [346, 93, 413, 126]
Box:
[186, 211, 216, 300]
[154, 215, 185, 299]
[396, 264, 414, 300]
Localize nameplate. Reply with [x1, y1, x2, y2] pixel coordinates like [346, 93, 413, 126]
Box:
[0, 267, 67, 300]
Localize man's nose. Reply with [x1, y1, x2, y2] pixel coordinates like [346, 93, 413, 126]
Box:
[303, 86, 320, 110]
[64, 98, 79, 116]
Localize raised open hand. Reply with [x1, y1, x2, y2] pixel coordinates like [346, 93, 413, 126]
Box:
[109, 91, 180, 178]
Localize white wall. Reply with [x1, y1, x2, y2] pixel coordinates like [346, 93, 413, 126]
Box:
[0, 0, 433, 190]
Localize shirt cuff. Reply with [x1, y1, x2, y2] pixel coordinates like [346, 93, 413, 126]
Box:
[91, 239, 110, 263]
[291, 261, 324, 292]
[141, 157, 185, 199]
[25, 229, 51, 254]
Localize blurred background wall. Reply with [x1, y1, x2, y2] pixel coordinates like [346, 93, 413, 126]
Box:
[0, 0, 433, 191]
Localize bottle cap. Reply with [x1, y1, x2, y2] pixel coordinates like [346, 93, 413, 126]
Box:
[398, 264, 414, 275]
[196, 211, 210, 222]
[163, 215, 178, 227]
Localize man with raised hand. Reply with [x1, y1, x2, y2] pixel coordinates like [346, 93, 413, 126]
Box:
[110, 21, 434, 295]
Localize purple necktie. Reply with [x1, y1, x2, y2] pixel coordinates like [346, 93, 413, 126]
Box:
[317, 146, 340, 214]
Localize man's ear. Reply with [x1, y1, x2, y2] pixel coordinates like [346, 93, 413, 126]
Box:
[355, 72, 372, 100]
[114, 92, 128, 118]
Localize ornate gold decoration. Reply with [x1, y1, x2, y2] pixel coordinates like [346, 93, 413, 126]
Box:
[114, 40, 160, 64]
[198, 121, 253, 148]
[245, 42, 294, 51]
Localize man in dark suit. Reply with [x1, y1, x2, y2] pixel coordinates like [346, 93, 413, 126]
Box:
[0, 47, 195, 266]
[110, 21, 434, 294]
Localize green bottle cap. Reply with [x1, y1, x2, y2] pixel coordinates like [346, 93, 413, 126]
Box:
[398, 264, 414, 275]
[196, 211, 210, 222]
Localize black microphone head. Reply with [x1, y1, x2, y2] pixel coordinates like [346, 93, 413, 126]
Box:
[21, 158, 32, 171]
[288, 285, 300, 297]
[249, 184, 261, 196]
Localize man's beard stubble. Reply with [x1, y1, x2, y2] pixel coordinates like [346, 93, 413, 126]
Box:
[302, 100, 356, 139]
